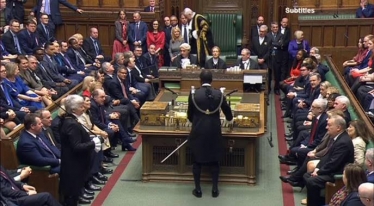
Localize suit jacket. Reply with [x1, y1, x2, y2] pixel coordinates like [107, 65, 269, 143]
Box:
[128, 21, 148, 51]
[317, 63, 329, 82]
[2, 30, 23, 55]
[235, 58, 259, 70]
[356, 3, 374, 18]
[41, 55, 66, 82]
[367, 171, 374, 183]
[89, 99, 111, 130]
[43, 127, 61, 150]
[130, 66, 147, 83]
[316, 131, 354, 176]
[0, 165, 28, 200]
[250, 35, 271, 69]
[279, 26, 291, 50]
[103, 74, 135, 106]
[301, 112, 328, 148]
[142, 52, 159, 77]
[143, 6, 155, 12]
[205, 58, 227, 69]
[18, 69, 43, 90]
[341, 192, 364, 206]
[34, 0, 78, 25]
[36, 23, 55, 46]
[17, 131, 61, 174]
[17, 29, 39, 55]
[267, 32, 284, 60]
[5, 0, 26, 22]
[66, 47, 86, 70]
[172, 54, 198, 68]
[250, 25, 260, 40]
[304, 85, 321, 107]
[288, 39, 311, 59]
[82, 37, 104, 60]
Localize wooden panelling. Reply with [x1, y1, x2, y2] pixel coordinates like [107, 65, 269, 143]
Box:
[297, 0, 359, 9]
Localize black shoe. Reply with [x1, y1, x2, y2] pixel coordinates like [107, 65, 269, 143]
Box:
[92, 176, 106, 185]
[103, 156, 113, 163]
[127, 132, 137, 137]
[81, 193, 94, 200]
[95, 172, 108, 181]
[212, 190, 219, 198]
[78, 197, 91, 204]
[122, 145, 137, 151]
[84, 188, 94, 195]
[192, 189, 202, 198]
[124, 137, 136, 143]
[287, 179, 305, 188]
[287, 167, 299, 175]
[86, 183, 102, 191]
[101, 167, 113, 174]
[284, 133, 293, 137]
[279, 175, 291, 183]
[104, 151, 119, 158]
[285, 136, 293, 141]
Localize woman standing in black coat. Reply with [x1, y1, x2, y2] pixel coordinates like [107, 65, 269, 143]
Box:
[59, 95, 101, 206]
[187, 70, 233, 198]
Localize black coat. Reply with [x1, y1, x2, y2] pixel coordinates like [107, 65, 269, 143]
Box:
[205, 58, 227, 69]
[59, 115, 95, 196]
[187, 85, 233, 163]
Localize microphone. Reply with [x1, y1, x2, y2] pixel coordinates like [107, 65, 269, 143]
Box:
[226, 89, 238, 96]
[165, 87, 178, 95]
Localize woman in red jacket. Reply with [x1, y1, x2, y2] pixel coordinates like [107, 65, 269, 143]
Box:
[147, 20, 165, 67]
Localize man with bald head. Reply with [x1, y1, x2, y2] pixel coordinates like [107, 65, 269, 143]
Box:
[364, 148, 374, 183]
[83, 27, 109, 61]
[358, 183, 374, 206]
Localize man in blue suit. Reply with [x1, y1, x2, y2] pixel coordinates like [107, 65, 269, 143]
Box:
[16, 113, 61, 174]
[128, 12, 148, 52]
[33, 0, 83, 30]
[356, 0, 374, 18]
[18, 20, 39, 55]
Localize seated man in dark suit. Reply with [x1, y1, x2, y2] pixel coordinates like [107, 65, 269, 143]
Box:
[356, 0, 374, 18]
[205, 46, 227, 69]
[236, 48, 259, 70]
[82, 27, 110, 62]
[90, 89, 136, 151]
[36, 109, 61, 150]
[0, 164, 62, 206]
[2, 19, 24, 55]
[133, 46, 148, 73]
[42, 43, 79, 89]
[18, 20, 40, 55]
[16, 113, 61, 174]
[304, 115, 354, 206]
[172, 43, 198, 68]
[36, 14, 55, 46]
[142, 44, 159, 78]
[55, 41, 85, 82]
[364, 148, 374, 183]
[66, 37, 99, 74]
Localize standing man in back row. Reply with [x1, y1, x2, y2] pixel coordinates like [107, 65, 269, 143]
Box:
[183, 8, 214, 68]
[187, 70, 233, 198]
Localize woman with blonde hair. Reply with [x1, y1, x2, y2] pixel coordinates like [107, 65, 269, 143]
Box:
[112, 10, 130, 59]
[288, 30, 311, 62]
[168, 26, 184, 64]
[81, 76, 96, 97]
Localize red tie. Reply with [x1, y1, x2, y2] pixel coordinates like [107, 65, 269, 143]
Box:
[120, 82, 128, 98]
[309, 119, 319, 144]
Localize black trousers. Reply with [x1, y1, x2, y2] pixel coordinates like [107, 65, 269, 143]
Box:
[192, 162, 219, 191]
[304, 172, 334, 206]
[16, 192, 61, 206]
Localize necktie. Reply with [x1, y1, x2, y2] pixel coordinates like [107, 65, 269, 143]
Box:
[151, 7, 154, 12]
[93, 40, 99, 56]
[309, 119, 319, 144]
[0, 170, 20, 191]
[99, 106, 105, 123]
[63, 55, 75, 70]
[45, 130, 56, 146]
[119, 78, 128, 98]
[43, 25, 49, 40]
[184, 25, 188, 43]
[44, 0, 51, 14]
[273, 33, 276, 39]
[0, 83, 13, 107]
[135, 23, 140, 41]
[13, 35, 21, 54]
[39, 64, 54, 81]
[75, 50, 86, 64]
[38, 136, 56, 158]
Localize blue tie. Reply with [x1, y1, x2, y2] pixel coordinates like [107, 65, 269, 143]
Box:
[38, 136, 56, 158]
[13, 35, 21, 54]
[184, 25, 188, 43]
[1, 82, 13, 107]
[93, 40, 99, 56]
[135, 23, 141, 41]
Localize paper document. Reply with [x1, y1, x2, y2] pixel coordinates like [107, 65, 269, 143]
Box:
[244, 75, 262, 84]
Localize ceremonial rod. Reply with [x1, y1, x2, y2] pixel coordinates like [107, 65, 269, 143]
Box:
[160, 139, 188, 163]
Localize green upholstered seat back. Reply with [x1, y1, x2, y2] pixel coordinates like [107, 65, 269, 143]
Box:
[205, 13, 242, 58]
[237, 55, 258, 62]
[206, 55, 227, 62]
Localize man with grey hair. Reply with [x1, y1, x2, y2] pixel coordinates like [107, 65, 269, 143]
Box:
[172, 43, 198, 68]
[358, 183, 374, 206]
[250, 24, 271, 71]
[303, 115, 354, 206]
[128, 12, 147, 52]
[365, 148, 374, 183]
[183, 7, 214, 67]
[334, 95, 352, 124]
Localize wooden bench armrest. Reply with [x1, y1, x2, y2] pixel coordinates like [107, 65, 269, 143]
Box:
[18, 165, 51, 171]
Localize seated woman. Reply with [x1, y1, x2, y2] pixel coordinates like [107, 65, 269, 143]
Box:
[4, 62, 44, 110]
[280, 49, 308, 94]
[343, 38, 366, 73]
[169, 27, 184, 64]
[17, 55, 54, 106]
[328, 163, 367, 206]
[82, 76, 96, 97]
[347, 120, 370, 166]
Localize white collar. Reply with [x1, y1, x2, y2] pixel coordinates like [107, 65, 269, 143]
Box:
[26, 130, 37, 138]
[202, 83, 211, 86]
[333, 132, 344, 141]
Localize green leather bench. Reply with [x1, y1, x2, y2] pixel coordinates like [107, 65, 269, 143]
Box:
[204, 13, 243, 59]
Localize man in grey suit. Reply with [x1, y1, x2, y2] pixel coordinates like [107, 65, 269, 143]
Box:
[236, 48, 259, 70]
